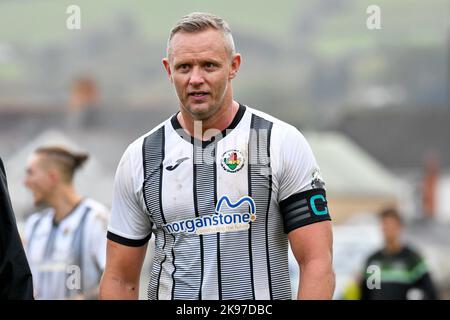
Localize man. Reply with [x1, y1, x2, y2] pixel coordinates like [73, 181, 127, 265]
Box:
[23, 146, 109, 299]
[67, 76, 101, 129]
[360, 208, 437, 300]
[100, 12, 334, 300]
[0, 157, 34, 299]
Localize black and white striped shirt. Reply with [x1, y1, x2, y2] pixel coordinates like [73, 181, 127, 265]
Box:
[25, 198, 109, 299]
[108, 104, 330, 300]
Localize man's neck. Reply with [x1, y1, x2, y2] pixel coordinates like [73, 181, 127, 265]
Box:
[47, 186, 82, 224]
[384, 241, 403, 255]
[178, 100, 239, 141]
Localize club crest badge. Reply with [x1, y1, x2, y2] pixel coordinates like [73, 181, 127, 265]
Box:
[221, 149, 244, 173]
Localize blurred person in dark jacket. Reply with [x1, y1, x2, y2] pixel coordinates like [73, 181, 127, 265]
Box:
[360, 207, 438, 300]
[0, 157, 34, 299]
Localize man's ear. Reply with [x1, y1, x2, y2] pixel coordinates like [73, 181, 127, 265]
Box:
[162, 58, 173, 83]
[47, 168, 60, 185]
[229, 53, 241, 80]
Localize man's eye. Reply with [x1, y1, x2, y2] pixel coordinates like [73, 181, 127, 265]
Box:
[178, 64, 189, 71]
[205, 63, 216, 69]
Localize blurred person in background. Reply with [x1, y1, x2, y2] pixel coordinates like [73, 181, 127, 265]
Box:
[1, 157, 34, 299]
[359, 207, 438, 300]
[100, 12, 334, 300]
[67, 76, 101, 129]
[23, 146, 109, 299]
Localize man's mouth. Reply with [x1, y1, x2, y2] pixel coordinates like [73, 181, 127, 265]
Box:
[189, 91, 209, 97]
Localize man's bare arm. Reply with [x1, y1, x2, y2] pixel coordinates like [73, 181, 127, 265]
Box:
[99, 240, 147, 300]
[289, 220, 335, 300]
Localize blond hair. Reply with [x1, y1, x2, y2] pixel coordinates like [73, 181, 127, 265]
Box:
[167, 12, 236, 57]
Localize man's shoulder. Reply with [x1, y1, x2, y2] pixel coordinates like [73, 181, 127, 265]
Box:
[366, 249, 385, 263]
[28, 208, 53, 220]
[82, 198, 109, 230]
[121, 117, 172, 160]
[24, 209, 52, 231]
[401, 245, 424, 262]
[246, 106, 308, 150]
[245, 106, 297, 130]
[83, 198, 109, 216]
[131, 118, 171, 148]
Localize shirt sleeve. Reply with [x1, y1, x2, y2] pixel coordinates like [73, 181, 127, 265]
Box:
[409, 251, 438, 299]
[80, 208, 109, 294]
[88, 210, 108, 271]
[107, 143, 152, 246]
[276, 126, 331, 233]
[278, 126, 324, 200]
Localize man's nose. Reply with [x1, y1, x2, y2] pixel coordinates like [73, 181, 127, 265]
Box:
[189, 67, 205, 86]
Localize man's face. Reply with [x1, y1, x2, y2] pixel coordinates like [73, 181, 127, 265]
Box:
[381, 216, 403, 244]
[163, 29, 240, 120]
[24, 154, 55, 206]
